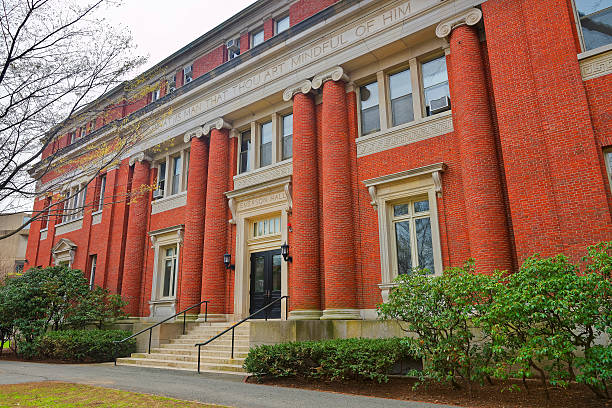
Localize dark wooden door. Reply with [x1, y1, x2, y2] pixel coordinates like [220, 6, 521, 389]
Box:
[250, 249, 282, 319]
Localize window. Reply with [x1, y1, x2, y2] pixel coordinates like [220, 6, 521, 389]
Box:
[422, 56, 450, 117]
[389, 68, 414, 126]
[183, 65, 193, 84]
[151, 89, 160, 102]
[605, 150, 612, 188]
[98, 175, 106, 211]
[574, 0, 612, 51]
[171, 156, 182, 195]
[239, 130, 252, 173]
[260, 121, 273, 167]
[160, 246, 178, 298]
[89, 255, 97, 289]
[70, 131, 77, 144]
[184, 150, 190, 188]
[14, 261, 24, 274]
[391, 198, 435, 275]
[281, 113, 293, 160]
[252, 29, 264, 47]
[40, 197, 51, 229]
[80, 126, 86, 138]
[253, 216, 281, 238]
[62, 185, 86, 223]
[228, 38, 241, 60]
[89, 120, 95, 133]
[157, 162, 166, 194]
[168, 75, 176, 94]
[360, 81, 380, 135]
[276, 16, 290, 34]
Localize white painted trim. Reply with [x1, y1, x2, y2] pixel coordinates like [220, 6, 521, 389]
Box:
[151, 191, 187, 215]
[579, 48, 612, 81]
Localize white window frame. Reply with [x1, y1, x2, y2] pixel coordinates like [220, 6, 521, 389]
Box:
[363, 163, 445, 302]
[276, 15, 290, 35]
[149, 225, 183, 302]
[61, 184, 86, 224]
[251, 29, 264, 47]
[605, 149, 612, 189]
[98, 174, 106, 212]
[183, 65, 193, 84]
[571, 0, 612, 53]
[70, 131, 77, 144]
[151, 88, 160, 102]
[89, 254, 97, 289]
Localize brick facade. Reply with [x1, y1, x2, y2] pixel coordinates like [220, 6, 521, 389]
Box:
[25, 0, 612, 321]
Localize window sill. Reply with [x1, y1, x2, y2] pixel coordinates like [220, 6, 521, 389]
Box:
[577, 43, 612, 60]
[356, 111, 453, 158]
[92, 209, 103, 216]
[56, 217, 83, 228]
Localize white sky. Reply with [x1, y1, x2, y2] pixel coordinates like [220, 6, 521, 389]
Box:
[104, 0, 257, 74]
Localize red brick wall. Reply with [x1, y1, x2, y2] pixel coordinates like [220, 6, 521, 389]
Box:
[193, 45, 227, 79]
[289, 0, 339, 26]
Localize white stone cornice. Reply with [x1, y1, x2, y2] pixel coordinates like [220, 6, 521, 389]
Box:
[435, 7, 482, 38]
[282, 80, 313, 102]
[129, 152, 153, 166]
[202, 118, 232, 135]
[183, 126, 205, 143]
[311, 66, 349, 89]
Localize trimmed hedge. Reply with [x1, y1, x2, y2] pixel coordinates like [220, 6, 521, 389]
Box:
[244, 337, 415, 382]
[35, 329, 135, 363]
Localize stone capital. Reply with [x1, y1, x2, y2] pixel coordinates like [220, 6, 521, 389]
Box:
[282, 80, 313, 102]
[202, 118, 232, 135]
[183, 126, 205, 144]
[128, 152, 153, 166]
[311, 66, 349, 90]
[435, 7, 482, 38]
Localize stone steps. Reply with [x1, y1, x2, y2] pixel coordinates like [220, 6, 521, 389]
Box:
[115, 321, 251, 374]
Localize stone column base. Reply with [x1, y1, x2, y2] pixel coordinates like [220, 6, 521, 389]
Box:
[320, 309, 362, 320]
[196, 313, 227, 322]
[288, 310, 323, 320]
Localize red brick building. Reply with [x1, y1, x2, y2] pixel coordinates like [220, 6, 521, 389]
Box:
[26, 0, 612, 323]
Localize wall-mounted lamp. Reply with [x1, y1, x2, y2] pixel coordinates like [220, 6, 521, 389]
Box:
[223, 253, 235, 270]
[280, 242, 292, 263]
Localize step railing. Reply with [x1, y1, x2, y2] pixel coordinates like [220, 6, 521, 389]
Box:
[113, 299, 209, 365]
[194, 295, 288, 373]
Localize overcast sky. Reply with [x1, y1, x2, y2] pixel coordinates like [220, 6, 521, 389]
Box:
[104, 0, 257, 74]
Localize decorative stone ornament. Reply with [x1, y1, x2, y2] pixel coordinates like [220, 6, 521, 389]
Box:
[202, 118, 232, 135]
[435, 7, 483, 38]
[183, 127, 205, 143]
[311, 66, 349, 89]
[282, 80, 313, 101]
[128, 152, 153, 166]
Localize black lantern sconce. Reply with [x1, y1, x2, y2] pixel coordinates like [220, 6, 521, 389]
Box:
[280, 242, 292, 263]
[223, 253, 235, 270]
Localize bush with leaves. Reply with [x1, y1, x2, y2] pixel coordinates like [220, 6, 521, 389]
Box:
[0, 266, 127, 356]
[35, 329, 135, 362]
[378, 265, 498, 392]
[481, 246, 612, 399]
[244, 337, 415, 382]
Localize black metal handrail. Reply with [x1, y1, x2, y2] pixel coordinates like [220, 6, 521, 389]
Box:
[194, 295, 289, 373]
[113, 299, 209, 365]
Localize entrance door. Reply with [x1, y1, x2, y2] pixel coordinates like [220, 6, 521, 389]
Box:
[250, 249, 282, 319]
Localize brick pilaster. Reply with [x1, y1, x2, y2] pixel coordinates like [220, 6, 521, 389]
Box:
[121, 157, 151, 316]
[447, 24, 512, 273]
[201, 126, 230, 319]
[319, 78, 359, 319]
[179, 135, 209, 312]
[289, 91, 322, 319]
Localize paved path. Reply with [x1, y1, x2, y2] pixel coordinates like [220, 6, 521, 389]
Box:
[0, 361, 460, 408]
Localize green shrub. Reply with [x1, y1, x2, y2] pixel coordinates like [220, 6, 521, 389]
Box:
[244, 337, 415, 382]
[35, 329, 135, 362]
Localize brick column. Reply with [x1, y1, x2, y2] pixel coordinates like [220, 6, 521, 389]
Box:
[437, 10, 512, 273]
[283, 81, 322, 319]
[200, 119, 231, 321]
[312, 67, 360, 320]
[121, 153, 152, 316]
[178, 129, 209, 313]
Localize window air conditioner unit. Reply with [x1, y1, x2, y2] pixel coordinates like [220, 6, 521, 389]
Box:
[226, 39, 240, 53]
[430, 96, 451, 114]
[152, 189, 164, 199]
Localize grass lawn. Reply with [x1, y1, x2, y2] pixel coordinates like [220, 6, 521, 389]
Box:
[0, 382, 226, 408]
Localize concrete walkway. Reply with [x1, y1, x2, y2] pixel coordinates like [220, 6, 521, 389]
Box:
[0, 361, 461, 408]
